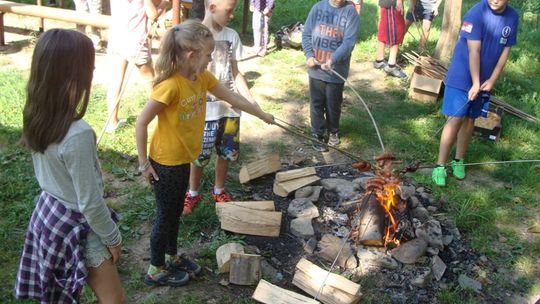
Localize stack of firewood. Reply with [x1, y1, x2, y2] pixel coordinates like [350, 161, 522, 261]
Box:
[403, 51, 448, 80]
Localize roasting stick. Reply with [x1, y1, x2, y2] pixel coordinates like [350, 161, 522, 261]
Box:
[416, 159, 540, 170]
[330, 68, 386, 153]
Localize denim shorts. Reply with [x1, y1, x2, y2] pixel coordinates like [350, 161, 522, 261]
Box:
[84, 231, 112, 268]
[442, 86, 485, 118]
[406, 3, 435, 22]
[193, 117, 240, 167]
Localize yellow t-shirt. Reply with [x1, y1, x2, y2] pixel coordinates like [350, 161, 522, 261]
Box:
[149, 70, 219, 166]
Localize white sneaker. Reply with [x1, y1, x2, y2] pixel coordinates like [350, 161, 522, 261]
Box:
[328, 133, 340, 147]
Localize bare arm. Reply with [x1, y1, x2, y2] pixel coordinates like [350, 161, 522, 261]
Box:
[231, 61, 256, 104]
[480, 47, 511, 92]
[135, 99, 166, 182]
[209, 83, 274, 124]
[144, 0, 170, 21]
[467, 39, 481, 101]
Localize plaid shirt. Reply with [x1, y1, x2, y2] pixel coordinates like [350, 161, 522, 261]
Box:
[14, 192, 92, 303]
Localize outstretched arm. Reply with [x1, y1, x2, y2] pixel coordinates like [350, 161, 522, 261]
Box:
[209, 83, 274, 124]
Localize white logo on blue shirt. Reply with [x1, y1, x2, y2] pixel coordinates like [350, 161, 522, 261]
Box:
[502, 26, 511, 38]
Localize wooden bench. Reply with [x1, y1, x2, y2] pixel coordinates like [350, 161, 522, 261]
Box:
[0, 0, 110, 46]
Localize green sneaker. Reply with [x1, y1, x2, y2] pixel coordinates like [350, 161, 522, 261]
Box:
[451, 159, 466, 180]
[432, 166, 447, 186]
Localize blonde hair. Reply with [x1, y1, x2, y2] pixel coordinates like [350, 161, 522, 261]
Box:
[154, 20, 213, 85]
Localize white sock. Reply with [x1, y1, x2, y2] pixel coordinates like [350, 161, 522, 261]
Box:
[214, 187, 224, 195]
[189, 190, 199, 197]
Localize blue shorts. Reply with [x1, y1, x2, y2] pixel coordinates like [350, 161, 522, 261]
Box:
[442, 86, 487, 118]
[406, 3, 435, 22]
[193, 117, 240, 167]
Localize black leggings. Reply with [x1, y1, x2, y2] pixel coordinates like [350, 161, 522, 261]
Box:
[149, 159, 190, 267]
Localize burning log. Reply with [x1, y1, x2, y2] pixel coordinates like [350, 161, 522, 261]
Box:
[351, 194, 385, 246]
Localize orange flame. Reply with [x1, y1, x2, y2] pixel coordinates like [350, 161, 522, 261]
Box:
[375, 182, 401, 247]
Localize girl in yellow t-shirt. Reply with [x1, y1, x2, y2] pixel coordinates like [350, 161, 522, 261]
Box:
[135, 20, 274, 287]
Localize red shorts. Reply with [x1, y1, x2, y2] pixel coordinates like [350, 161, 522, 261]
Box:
[377, 7, 405, 45]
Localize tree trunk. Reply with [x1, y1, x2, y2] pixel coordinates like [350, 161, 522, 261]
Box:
[434, 0, 462, 62]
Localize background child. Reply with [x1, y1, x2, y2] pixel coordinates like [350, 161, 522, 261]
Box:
[374, 0, 408, 78]
[183, 0, 262, 214]
[250, 0, 275, 57]
[302, 0, 359, 152]
[105, 0, 169, 133]
[135, 20, 273, 287]
[405, 0, 443, 49]
[14, 29, 123, 303]
[432, 0, 518, 186]
[73, 0, 103, 50]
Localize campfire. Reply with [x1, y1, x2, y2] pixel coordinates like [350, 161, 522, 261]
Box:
[349, 153, 416, 249]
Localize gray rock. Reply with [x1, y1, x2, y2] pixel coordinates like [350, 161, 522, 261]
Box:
[397, 184, 416, 200]
[288, 198, 319, 218]
[415, 220, 443, 250]
[431, 255, 447, 281]
[411, 267, 433, 288]
[427, 206, 438, 213]
[290, 217, 314, 238]
[412, 206, 430, 222]
[426, 247, 440, 256]
[316, 234, 356, 269]
[352, 174, 376, 190]
[303, 237, 317, 254]
[261, 260, 282, 283]
[389, 238, 428, 264]
[356, 246, 400, 270]
[320, 178, 357, 200]
[458, 274, 482, 293]
[295, 186, 322, 202]
[409, 196, 420, 209]
[416, 187, 425, 193]
[442, 235, 454, 246]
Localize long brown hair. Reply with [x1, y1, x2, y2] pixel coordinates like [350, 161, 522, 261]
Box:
[154, 19, 213, 85]
[22, 29, 95, 153]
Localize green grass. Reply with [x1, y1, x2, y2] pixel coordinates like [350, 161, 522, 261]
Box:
[1, 0, 539, 302]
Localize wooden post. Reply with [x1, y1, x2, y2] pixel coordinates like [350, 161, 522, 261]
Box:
[229, 253, 261, 286]
[36, 0, 44, 32]
[242, 0, 249, 35]
[253, 279, 321, 304]
[0, 12, 4, 46]
[434, 0, 462, 61]
[172, 0, 180, 25]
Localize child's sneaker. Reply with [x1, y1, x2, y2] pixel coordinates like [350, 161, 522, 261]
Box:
[373, 60, 387, 69]
[143, 269, 189, 287]
[212, 190, 232, 203]
[451, 159, 466, 180]
[312, 135, 329, 152]
[168, 254, 202, 278]
[384, 65, 407, 78]
[328, 132, 340, 147]
[183, 192, 201, 215]
[431, 166, 447, 186]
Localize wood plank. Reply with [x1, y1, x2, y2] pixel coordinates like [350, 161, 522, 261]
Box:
[252, 279, 320, 304]
[216, 201, 275, 218]
[217, 204, 282, 237]
[275, 167, 317, 183]
[239, 154, 281, 184]
[229, 253, 261, 286]
[273, 175, 320, 197]
[0, 1, 110, 28]
[292, 258, 362, 304]
[216, 243, 244, 273]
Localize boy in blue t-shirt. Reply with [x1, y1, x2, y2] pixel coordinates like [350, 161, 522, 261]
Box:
[432, 0, 518, 186]
[302, 0, 359, 152]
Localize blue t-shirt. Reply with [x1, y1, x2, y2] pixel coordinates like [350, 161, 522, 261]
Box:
[302, 0, 360, 83]
[445, 0, 518, 91]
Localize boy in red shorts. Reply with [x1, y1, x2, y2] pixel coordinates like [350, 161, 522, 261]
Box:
[374, 0, 408, 78]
